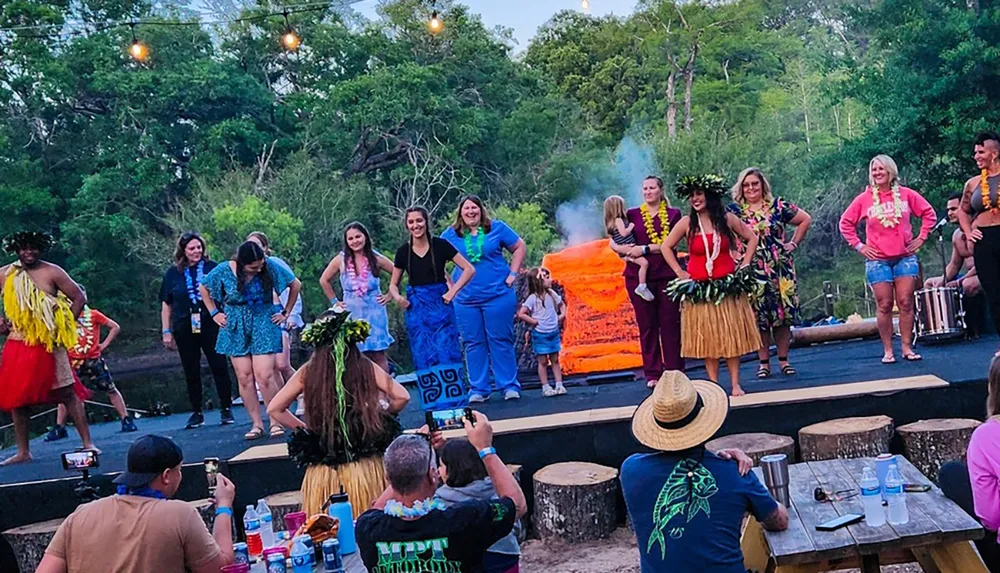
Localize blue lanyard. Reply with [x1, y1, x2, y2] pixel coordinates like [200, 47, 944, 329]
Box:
[185, 261, 205, 306]
[116, 485, 167, 499]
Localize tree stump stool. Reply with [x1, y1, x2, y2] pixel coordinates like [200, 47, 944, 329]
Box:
[897, 418, 981, 481]
[798, 415, 894, 461]
[4, 517, 64, 573]
[533, 462, 618, 544]
[263, 490, 303, 531]
[706, 433, 796, 465]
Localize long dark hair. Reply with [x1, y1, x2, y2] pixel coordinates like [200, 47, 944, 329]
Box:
[343, 222, 379, 279]
[234, 241, 274, 295]
[173, 232, 207, 270]
[405, 206, 438, 281]
[303, 311, 385, 448]
[687, 191, 734, 245]
[988, 356, 1000, 418]
[451, 195, 493, 237]
[439, 438, 488, 488]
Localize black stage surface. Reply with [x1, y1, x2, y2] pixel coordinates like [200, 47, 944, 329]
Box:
[1, 335, 996, 570]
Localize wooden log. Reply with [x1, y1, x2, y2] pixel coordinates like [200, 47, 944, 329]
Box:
[706, 433, 796, 465]
[897, 418, 982, 482]
[3, 517, 63, 573]
[533, 462, 618, 544]
[263, 490, 303, 531]
[791, 320, 879, 347]
[798, 415, 894, 461]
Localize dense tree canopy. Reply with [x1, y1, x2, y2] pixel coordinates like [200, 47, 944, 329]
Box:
[2, 0, 999, 360]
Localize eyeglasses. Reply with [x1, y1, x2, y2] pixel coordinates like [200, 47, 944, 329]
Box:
[814, 487, 858, 503]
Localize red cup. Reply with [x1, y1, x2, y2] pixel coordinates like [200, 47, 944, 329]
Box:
[263, 547, 288, 559]
[220, 564, 250, 573]
[284, 511, 307, 533]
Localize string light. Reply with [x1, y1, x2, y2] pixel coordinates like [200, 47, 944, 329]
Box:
[281, 11, 301, 51]
[428, 10, 443, 34]
[128, 23, 148, 61]
[581, 0, 591, 13]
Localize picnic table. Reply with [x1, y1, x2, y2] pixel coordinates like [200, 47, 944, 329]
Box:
[248, 550, 366, 572]
[741, 456, 987, 573]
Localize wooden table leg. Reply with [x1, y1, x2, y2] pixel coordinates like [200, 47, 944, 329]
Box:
[915, 541, 990, 573]
[860, 554, 880, 573]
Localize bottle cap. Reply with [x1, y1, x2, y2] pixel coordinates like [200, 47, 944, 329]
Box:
[329, 491, 349, 504]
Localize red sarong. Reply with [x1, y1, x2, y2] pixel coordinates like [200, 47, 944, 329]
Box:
[0, 340, 90, 411]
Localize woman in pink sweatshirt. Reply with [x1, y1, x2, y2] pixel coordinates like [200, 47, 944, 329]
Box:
[839, 154, 936, 364]
[965, 356, 1000, 571]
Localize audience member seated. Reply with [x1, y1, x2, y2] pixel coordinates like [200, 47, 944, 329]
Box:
[36, 435, 236, 573]
[357, 412, 527, 573]
[621, 371, 789, 572]
[940, 356, 1000, 572]
[267, 308, 410, 518]
[436, 438, 521, 573]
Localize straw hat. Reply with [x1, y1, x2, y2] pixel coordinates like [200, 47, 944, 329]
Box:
[631, 370, 730, 452]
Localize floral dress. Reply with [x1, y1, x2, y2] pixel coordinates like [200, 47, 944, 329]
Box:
[203, 257, 296, 356]
[728, 198, 801, 330]
[339, 252, 394, 353]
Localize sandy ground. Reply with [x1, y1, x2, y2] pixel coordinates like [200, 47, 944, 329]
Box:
[519, 528, 923, 573]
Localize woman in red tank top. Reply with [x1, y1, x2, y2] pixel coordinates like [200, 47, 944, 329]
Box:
[662, 175, 763, 397]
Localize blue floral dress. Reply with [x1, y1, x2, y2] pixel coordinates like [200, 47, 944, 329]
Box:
[203, 257, 296, 356]
[728, 198, 802, 330]
[339, 252, 394, 353]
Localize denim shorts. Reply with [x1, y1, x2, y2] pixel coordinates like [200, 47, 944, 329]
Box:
[865, 254, 920, 285]
[531, 329, 562, 356]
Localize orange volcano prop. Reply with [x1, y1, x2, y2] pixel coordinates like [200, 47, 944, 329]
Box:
[542, 240, 642, 376]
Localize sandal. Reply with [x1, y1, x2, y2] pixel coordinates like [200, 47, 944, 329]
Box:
[903, 352, 922, 362]
[646, 379, 657, 389]
[542, 385, 557, 398]
[244, 427, 264, 440]
[881, 355, 897, 365]
[269, 426, 285, 438]
[757, 360, 771, 378]
[555, 384, 567, 395]
[778, 357, 796, 376]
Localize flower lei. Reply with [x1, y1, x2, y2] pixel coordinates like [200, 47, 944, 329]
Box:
[383, 498, 447, 519]
[464, 227, 486, 262]
[665, 266, 762, 305]
[870, 184, 903, 228]
[981, 169, 998, 211]
[344, 254, 371, 298]
[700, 229, 723, 278]
[184, 260, 205, 305]
[641, 202, 670, 244]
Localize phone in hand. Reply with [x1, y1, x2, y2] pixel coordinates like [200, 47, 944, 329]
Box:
[204, 458, 220, 496]
[816, 513, 863, 531]
[61, 450, 99, 471]
[425, 407, 474, 432]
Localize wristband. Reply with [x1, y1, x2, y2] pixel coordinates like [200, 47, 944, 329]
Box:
[329, 297, 339, 306]
[508, 271, 517, 278]
[478, 447, 497, 459]
[789, 241, 797, 250]
[210, 308, 220, 317]
[643, 246, 650, 256]
[215, 507, 233, 517]
[855, 244, 864, 252]
[162, 329, 171, 335]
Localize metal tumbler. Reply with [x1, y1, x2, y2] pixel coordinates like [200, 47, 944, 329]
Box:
[760, 453, 791, 507]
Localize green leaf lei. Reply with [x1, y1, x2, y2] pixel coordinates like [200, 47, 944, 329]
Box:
[464, 227, 486, 262]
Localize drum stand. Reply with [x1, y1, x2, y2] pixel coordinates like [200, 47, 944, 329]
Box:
[913, 226, 966, 343]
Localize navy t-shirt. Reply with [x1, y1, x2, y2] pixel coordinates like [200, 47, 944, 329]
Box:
[621, 450, 778, 573]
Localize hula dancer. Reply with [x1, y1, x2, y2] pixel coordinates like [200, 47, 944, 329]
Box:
[662, 176, 762, 397]
[267, 308, 410, 518]
[389, 206, 476, 411]
[0, 231, 96, 464]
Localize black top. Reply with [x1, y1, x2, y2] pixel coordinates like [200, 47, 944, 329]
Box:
[356, 498, 517, 573]
[159, 260, 219, 327]
[393, 237, 458, 287]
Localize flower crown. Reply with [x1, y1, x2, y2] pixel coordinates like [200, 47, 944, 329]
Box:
[301, 307, 372, 348]
[675, 174, 728, 197]
[3, 231, 54, 254]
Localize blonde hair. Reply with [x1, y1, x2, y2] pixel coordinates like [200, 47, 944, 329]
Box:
[603, 195, 628, 234]
[731, 167, 774, 204]
[869, 155, 900, 189]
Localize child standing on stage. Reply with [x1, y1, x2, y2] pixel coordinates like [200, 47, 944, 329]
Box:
[46, 303, 137, 441]
[517, 268, 567, 397]
[604, 195, 655, 302]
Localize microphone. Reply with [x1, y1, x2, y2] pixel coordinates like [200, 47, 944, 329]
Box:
[930, 216, 948, 234]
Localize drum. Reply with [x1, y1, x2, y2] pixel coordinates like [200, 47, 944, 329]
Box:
[914, 287, 965, 342]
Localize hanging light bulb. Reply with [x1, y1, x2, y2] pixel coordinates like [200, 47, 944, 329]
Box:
[281, 12, 301, 51]
[129, 24, 148, 61]
[428, 10, 443, 34]
[581, 0, 591, 13]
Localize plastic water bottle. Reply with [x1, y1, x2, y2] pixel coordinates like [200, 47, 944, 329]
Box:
[328, 488, 357, 555]
[256, 498, 276, 549]
[860, 466, 885, 527]
[243, 505, 263, 557]
[290, 536, 312, 573]
[885, 463, 909, 524]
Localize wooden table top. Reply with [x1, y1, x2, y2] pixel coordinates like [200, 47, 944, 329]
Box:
[754, 456, 983, 567]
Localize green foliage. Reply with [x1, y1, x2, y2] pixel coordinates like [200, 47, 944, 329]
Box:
[209, 196, 304, 262]
[494, 204, 559, 267]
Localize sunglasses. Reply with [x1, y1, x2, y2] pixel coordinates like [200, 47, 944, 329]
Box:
[814, 487, 858, 503]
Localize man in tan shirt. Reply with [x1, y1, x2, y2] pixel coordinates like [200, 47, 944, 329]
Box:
[36, 435, 236, 573]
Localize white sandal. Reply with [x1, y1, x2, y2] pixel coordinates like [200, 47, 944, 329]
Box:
[542, 385, 557, 397]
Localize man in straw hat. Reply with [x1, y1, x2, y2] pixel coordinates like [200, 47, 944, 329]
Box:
[622, 371, 788, 572]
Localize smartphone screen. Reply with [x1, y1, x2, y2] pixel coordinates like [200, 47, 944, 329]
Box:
[431, 408, 467, 431]
[816, 513, 863, 531]
[61, 450, 99, 471]
[204, 458, 220, 495]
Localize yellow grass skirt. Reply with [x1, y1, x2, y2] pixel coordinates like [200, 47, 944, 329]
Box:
[300, 456, 386, 520]
[681, 295, 762, 359]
